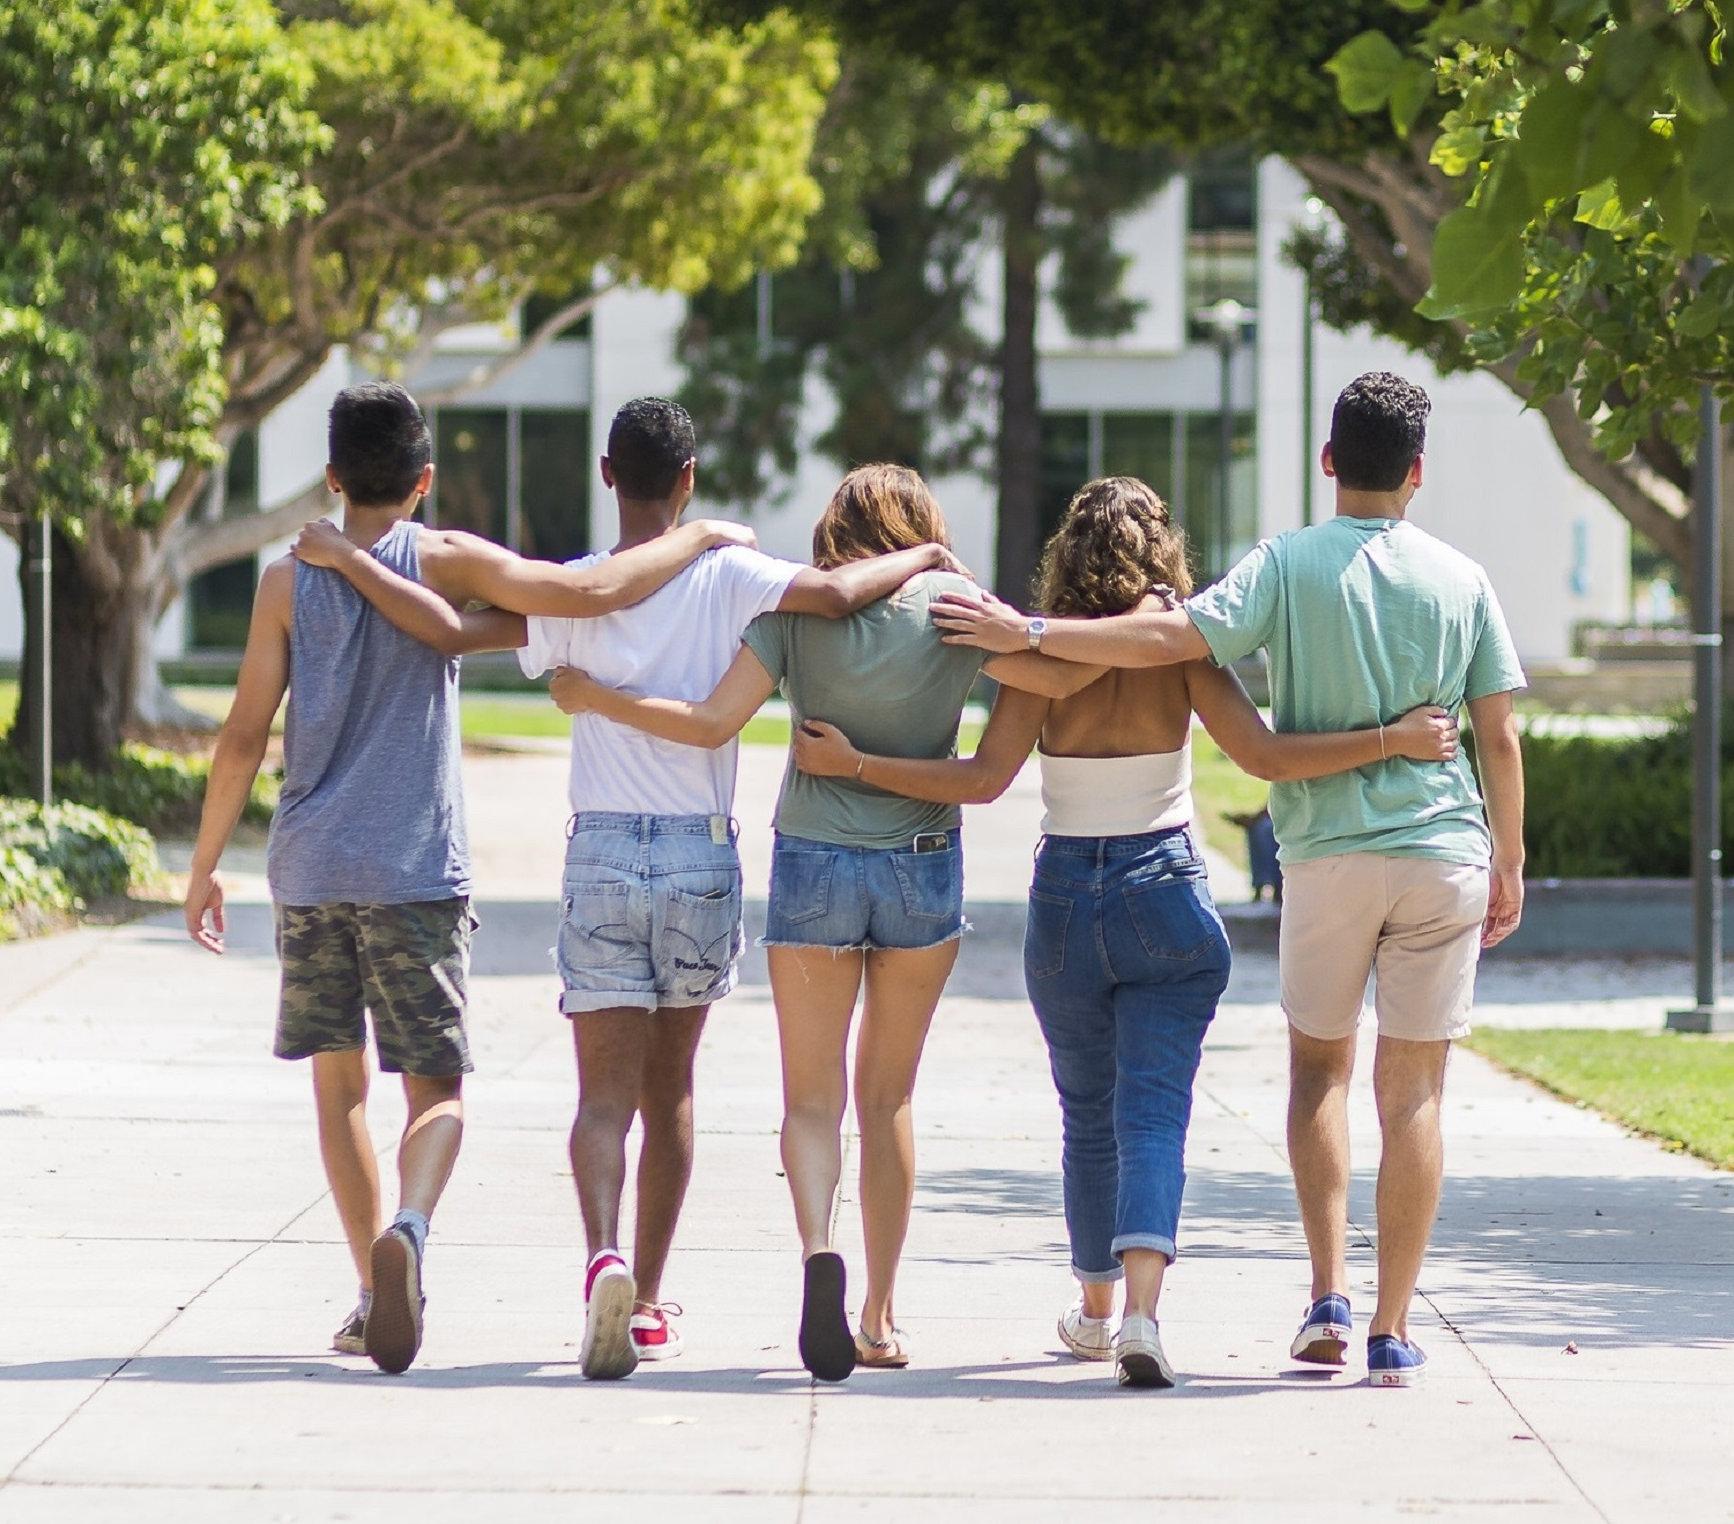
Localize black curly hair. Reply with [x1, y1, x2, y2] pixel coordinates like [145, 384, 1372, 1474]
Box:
[1328, 371, 1431, 491]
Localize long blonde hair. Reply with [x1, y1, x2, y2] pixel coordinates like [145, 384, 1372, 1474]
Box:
[1035, 476, 1192, 615]
[812, 463, 950, 569]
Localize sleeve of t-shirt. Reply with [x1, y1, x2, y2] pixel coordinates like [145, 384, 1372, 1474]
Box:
[1464, 578, 1527, 700]
[718, 546, 805, 635]
[1183, 538, 1282, 667]
[517, 614, 571, 679]
[740, 611, 790, 684]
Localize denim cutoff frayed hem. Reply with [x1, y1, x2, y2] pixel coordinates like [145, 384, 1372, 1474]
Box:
[761, 829, 966, 952]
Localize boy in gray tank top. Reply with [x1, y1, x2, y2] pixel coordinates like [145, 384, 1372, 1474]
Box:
[184, 383, 753, 1375]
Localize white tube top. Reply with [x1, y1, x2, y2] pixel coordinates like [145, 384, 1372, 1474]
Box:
[1038, 742, 1194, 838]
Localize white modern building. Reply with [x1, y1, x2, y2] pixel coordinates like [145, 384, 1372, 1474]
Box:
[0, 159, 1631, 667]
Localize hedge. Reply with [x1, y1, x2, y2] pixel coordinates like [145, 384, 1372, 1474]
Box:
[1498, 720, 1716, 879]
[0, 742, 277, 837]
[0, 798, 162, 940]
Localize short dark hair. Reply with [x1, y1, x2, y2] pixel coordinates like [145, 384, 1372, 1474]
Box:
[328, 381, 431, 507]
[606, 397, 696, 500]
[1328, 371, 1431, 492]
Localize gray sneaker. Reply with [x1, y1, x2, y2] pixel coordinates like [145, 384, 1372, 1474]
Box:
[1115, 1314, 1176, 1389]
[365, 1226, 425, 1375]
[331, 1304, 367, 1356]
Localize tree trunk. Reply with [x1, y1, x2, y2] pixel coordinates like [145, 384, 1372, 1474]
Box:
[995, 136, 1044, 605]
[11, 520, 158, 771]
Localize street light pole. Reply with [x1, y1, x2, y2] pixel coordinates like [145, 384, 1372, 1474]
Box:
[1193, 297, 1256, 580]
[1299, 196, 1325, 530]
[24, 516, 51, 807]
[1668, 379, 1732, 1032]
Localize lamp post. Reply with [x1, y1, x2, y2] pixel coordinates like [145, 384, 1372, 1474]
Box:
[24, 516, 51, 806]
[1194, 297, 1257, 578]
[1668, 376, 1732, 1032]
[1298, 195, 1326, 529]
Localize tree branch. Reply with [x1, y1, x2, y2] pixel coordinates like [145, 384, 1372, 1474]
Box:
[415, 283, 614, 407]
[163, 473, 331, 584]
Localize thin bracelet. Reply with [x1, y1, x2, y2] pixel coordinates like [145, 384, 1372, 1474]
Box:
[854, 753, 866, 780]
[1378, 724, 1387, 761]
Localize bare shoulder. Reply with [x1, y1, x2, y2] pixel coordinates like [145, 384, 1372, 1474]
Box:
[255, 555, 296, 611]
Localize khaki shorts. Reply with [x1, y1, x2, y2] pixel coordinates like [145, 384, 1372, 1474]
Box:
[1279, 854, 1489, 1043]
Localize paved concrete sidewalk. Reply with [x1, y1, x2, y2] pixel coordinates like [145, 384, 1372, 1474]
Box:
[1, 753, 1730, 1522]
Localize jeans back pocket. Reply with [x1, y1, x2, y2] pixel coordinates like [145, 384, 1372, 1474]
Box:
[890, 843, 962, 922]
[1023, 887, 1074, 981]
[1121, 877, 1230, 968]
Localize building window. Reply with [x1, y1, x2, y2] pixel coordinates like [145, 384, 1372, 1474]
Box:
[1039, 407, 1255, 584]
[189, 430, 261, 650]
[428, 406, 590, 562]
[1185, 148, 1259, 319]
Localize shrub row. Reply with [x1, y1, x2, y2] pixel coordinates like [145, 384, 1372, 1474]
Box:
[0, 798, 162, 940]
[0, 742, 278, 837]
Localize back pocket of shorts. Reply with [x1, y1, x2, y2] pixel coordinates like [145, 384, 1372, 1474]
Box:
[560, 881, 636, 969]
[661, 872, 743, 972]
[891, 844, 962, 922]
[770, 849, 834, 926]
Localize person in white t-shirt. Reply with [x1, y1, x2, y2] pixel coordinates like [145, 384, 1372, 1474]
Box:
[516, 399, 960, 1378]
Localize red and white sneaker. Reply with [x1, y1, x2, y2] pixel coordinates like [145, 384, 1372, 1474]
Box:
[581, 1251, 639, 1380]
[630, 1302, 685, 1361]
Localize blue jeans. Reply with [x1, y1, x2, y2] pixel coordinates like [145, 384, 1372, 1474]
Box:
[1024, 827, 1230, 1277]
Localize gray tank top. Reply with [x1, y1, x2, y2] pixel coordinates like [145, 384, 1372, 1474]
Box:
[266, 519, 471, 906]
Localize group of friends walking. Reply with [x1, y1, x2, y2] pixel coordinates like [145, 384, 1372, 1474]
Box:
[185, 370, 1526, 1391]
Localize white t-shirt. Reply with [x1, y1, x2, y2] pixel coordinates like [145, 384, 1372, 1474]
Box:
[518, 545, 803, 817]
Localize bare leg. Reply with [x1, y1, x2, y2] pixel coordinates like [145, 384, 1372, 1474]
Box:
[312, 1050, 380, 1288]
[1370, 1036, 1450, 1340]
[632, 1004, 710, 1305]
[769, 946, 863, 1257]
[1121, 1249, 1168, 1321]
[1079, 1280, 1115, 1319]
[397, 1073, 464, 1219]
[570, 1010, 651, 1256]
[855, 941, 958, 1340]
[1287, 1029, 1357, 1303]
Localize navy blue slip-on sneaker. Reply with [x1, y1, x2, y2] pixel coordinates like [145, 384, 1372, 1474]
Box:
[1289, 1293, 1353, 1365]
[1367, 1334, 1427, 1387]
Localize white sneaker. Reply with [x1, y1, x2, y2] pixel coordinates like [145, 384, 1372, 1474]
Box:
[1058, 1300, 1114, 1362]
[581, 1251, 639, 1380]
[1115, 1313, 1176, 1389]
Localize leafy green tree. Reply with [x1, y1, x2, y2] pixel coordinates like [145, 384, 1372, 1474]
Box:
[0, 0, 326, 767]
[6, 0, 838, 765]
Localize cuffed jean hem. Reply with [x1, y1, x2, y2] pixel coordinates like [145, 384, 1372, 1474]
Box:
[758, 922, 969, 955]
[558, 972, 735, 1016]
[1112, 1232, 1177, 1263]
[1073, 1262, 1124, 1285]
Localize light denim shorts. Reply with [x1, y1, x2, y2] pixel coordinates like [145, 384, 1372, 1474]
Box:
[762, 830, 966, 952]
[556, 812, 743, 1014]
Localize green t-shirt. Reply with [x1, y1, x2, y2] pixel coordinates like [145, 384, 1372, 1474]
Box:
[1185, 516, 1525, 867]
[742, 570, 986, 849]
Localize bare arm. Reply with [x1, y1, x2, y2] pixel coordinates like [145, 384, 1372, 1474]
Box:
[292, 520, 526, 656]
[933, 589, 1211, 667]
[1185, 663, 1460, 781]
[441, 518, 756, 616]
[983, 650, 1109, 700]
[1468, 689, 1525, 947]
[183, 560, 293, 953]
[776, 544, 954, 617]
[548, 645, 778, 750]
[792, 685, 1050, 806]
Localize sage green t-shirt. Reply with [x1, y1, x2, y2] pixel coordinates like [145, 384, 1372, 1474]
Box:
[1185, 516, 1525, 866]
[742, 570, 986, 849]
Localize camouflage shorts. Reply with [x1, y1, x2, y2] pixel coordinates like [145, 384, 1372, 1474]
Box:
[273, 899, 477, 1076]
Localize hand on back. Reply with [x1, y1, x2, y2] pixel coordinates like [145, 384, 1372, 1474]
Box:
[792, 720, 859, 778]
[931, 588, 1025, 652]
[1387, 705, 1460, 763]
[550, 666, 601, 715]
[291, 518, 355, 569]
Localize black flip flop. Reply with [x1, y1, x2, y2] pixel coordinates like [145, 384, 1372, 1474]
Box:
[799, 1251, 856, 1383]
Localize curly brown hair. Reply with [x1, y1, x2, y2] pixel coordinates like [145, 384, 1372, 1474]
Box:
[811, 463, 950, 570]
[1035, 476, 1192, 617]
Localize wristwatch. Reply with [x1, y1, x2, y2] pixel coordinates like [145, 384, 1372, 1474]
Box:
[1026, 616, 1048, 651]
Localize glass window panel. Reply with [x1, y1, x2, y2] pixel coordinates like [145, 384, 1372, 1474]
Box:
[1183, 412, 1257, 584]
[189, 557, 257, 650]
[1100, 412, 1175, 503]
[522, 291, 593, 340]
[519, 409, 591, 562]
[1039, 412, 1092, 546]
[433, 409, 509, 544]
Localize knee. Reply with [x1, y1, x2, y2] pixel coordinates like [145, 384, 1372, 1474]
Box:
[573, 1095, 636, 1140]
[852, 1083, 911, 1128]
[784, 1089, 847, 1135]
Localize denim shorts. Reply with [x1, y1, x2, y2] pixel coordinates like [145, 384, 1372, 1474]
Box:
[762, 830, 966, 952]
[556, 812, 743, 1014]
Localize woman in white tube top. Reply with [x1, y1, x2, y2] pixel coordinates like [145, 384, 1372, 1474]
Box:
[792, 477, 1457, 1389]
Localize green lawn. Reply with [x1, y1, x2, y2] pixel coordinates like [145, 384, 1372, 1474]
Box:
[1189, 728, 1268, 871]
[1466, 1028, 1734, 1170]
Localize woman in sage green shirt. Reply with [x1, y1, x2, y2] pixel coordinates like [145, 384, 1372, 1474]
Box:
[548, 463, 1074, 1383]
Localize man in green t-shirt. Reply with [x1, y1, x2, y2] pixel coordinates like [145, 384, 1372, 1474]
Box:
[932, 371, 1526, 1389]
